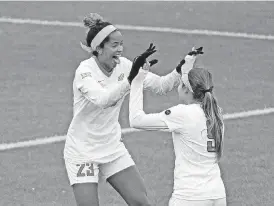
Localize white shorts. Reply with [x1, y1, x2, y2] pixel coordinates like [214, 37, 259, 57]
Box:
[169, 197, 227, 206]
[64, 152, 135, 185]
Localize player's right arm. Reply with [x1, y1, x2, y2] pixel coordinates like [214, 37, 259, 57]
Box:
[75, 66, 130, 109]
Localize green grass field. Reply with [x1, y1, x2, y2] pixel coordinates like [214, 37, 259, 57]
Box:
[0, 2, 274, 206]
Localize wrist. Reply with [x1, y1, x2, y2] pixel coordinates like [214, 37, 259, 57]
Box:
[176, 66, 181, 74]
[140, 68, 149, 75]
[127, 77, 132, 85]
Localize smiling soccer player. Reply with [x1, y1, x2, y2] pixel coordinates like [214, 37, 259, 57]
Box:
[64, 13, 183, 206]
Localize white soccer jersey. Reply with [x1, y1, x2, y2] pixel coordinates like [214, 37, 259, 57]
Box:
[161, 104, 226, 200]
[129, 69, 226, 201]
[64, 56, 181, 164]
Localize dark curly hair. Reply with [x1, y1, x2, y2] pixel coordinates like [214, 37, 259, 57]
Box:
[83, 13, 115, 56]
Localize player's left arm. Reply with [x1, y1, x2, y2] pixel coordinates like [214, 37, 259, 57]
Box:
[127, 43, 181, 95]
[143, 69, 181, 95]
[129, 68, 168, 130]
[142, 46, 204, 95]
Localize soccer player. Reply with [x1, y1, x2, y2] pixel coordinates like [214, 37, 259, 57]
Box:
[129, 48, 227, 206]
[64, 13, 182, 206]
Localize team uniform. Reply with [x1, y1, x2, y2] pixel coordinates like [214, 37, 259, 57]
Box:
[129, 69, 226, 206]
[64, 56, 181, 185]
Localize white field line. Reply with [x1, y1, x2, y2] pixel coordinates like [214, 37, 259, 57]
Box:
[1, 107, 274, 151]
[1, 17, 274, 40]
[1, 17, 274, 151]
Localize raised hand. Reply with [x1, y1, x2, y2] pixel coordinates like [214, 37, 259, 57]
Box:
[187, 47, 204, 56]
[128, 43, 158, 84]
[149, 59, 158, 67]
[176, 47, 204, 74]
[134, 43, 157, 67]
[142, 59, 158, 71]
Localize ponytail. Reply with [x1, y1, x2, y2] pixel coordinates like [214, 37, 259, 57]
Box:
[202, 91, 224, 160]
[189, 67, 224, 160]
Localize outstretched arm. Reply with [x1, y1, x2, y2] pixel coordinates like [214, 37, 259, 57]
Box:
[129, 68, 168, 130]
[129, 46, 204, 131]
[142, 46, 204, 95]
[128, 43, 181, 95]
[143, 69, 181, 95]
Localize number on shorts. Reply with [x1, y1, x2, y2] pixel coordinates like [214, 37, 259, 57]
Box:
[76, 163, 94, 177]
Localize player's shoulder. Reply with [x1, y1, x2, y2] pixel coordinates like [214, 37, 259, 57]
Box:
[73, 58, 98, 82]
[76, 57, 97, 75]
[163, 105, 184, 118]
[115, 56, 132, 75]
[119, 56, 132, 68]
[165, 104, 203, 118]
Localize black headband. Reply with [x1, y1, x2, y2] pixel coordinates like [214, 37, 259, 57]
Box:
[203, 86, 214, 94]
